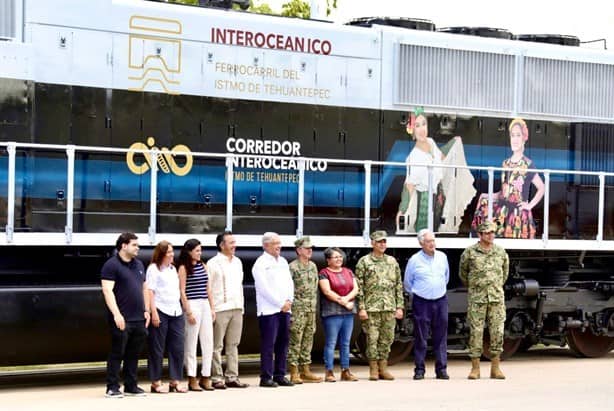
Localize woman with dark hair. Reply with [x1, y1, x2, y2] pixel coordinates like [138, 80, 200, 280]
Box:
[147, 240, 186, 393]
[318, 247, 359, 382]
[178, 239, 215, 391]
[396, 107, 475, 234]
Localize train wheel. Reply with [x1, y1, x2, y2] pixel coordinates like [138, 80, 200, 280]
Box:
[352, 331, 414, 365]
[566, 328, 614, 358]
[481, 333, 522, 361]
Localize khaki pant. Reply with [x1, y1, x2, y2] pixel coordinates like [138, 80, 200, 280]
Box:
[211, 309, 243, 383]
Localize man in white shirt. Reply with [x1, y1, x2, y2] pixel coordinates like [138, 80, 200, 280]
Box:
[252, 232, 294, 388]
[207, 231, 249, 389]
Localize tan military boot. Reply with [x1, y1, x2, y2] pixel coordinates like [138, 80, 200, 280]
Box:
[468, 358, 481, 380]
[340, 369, 359, 381]
[490, 356, 506, 379]
[324, 369, 336, 382]
[300, 364, 323, 383]
[368, 360, 379, 381]
[377, 360, 395, 380]
[289, 364, 303, 384]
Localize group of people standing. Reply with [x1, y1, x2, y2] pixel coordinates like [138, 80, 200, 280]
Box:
[101, 231, 248, 398]
[100, 221, 510, 397]
[405, 221, 509, 381]
[251, 231, 405, 387]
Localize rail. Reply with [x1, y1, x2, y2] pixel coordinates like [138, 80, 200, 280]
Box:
[1, 141, 614, 250]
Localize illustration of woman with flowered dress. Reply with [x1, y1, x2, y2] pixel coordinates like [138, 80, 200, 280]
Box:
[471, 118, 545, 238]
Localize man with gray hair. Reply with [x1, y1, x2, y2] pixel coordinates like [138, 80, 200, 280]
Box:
[404, 229, 450, 380]
[252, 232, 295, 388]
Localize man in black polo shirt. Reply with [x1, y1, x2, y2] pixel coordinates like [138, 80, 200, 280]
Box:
[101, 233, 150, 398]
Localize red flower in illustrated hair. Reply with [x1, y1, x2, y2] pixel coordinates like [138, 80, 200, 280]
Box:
[406, 112, 416, 135]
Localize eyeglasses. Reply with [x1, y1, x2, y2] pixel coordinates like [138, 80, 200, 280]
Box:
[480, 231, 495, 235]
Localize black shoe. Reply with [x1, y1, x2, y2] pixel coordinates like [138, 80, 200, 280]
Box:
[124, 386, 147, 397]
[413, 372, 425, 380]
[436, 371, 450, 380]
[105, 388, 124, 398]
[212, 381, 227, 390]
[259, 379, 279, 387]
[273, 377, 294, 387]
[226, 379, 249, 388]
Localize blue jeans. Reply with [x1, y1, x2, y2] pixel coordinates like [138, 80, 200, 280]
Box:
[322, 314, 354, 370]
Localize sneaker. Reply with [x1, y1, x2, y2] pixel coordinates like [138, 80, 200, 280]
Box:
[124, 386, 147, 397]
[105, 388, 124, 398]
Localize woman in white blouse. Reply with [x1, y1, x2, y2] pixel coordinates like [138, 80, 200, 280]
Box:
[397, 108, 466, 233]
[147, 240, 187, 393]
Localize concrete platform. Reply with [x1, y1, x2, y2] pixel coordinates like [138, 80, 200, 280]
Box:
[2, 349, 613, 411]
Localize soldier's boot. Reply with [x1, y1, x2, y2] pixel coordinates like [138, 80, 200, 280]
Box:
[377, 360, 395, 381]
[289, 364, 303, 384]
[467, 358, 481, 380]
[490, 356, 506, 379]
[368, 360, 379, 381]
[300, 364, 323, 383]
[340, 369, 359, 382]
[324, 370, 336, 383]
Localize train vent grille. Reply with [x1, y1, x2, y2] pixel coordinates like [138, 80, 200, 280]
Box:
[0, 0, 16, 40]
[396, 44, 515, 113]
[523, 58, 614, 121]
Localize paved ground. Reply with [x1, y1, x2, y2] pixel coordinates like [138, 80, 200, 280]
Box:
[2, 349, 613, 411]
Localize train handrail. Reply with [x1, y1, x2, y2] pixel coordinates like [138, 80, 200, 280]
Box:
[1, 141, 614, 248]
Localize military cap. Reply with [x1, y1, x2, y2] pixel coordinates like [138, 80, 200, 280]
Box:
[294, 236, 313, 248]
[477, 221, 497, 233]
[370, 230, 388, 241]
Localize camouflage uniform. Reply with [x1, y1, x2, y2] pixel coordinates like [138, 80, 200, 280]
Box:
[287, 259, 319, 366]
[355, 253, 404, 360]
[459, 242, 509, 358]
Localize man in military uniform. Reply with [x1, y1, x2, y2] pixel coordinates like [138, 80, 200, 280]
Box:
[459, 221, 509, 380]
[356, 230, 404, 381]
[287, 236, 323, 384]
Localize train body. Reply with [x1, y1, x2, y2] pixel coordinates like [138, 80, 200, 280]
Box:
[1, 0, 613, 365]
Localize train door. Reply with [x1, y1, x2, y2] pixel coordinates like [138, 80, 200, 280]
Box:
[342, 106, 380, 234]
[70, 86, 112, 233]
[0, 79, 33, 232]
[108, 88, 147, 233]
[305, 105, 347, 235]
[29, 82, 71, 232]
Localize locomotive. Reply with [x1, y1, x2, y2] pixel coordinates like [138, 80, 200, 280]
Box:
[1, 0, 613, 366]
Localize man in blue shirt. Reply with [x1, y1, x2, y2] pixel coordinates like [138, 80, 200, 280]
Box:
[404, 229, 450, 380]
[101, 233, 150, 398]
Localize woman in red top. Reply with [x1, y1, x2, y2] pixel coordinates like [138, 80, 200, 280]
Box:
[319, 247, 359, 382]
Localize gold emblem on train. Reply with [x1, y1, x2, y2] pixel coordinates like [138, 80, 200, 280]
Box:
[127, 137, 193, 176]
[128, 15, 183, 95]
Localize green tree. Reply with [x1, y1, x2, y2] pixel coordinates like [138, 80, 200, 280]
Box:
[166, 0, 337, 18]
[241, 1, 274, 14]
[280, 0, 310, 19]
[325, 0, 337, 16]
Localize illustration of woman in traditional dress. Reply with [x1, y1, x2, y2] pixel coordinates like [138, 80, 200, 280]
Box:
[396, 108, 475, 234]
[470, 118, 545, 238]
